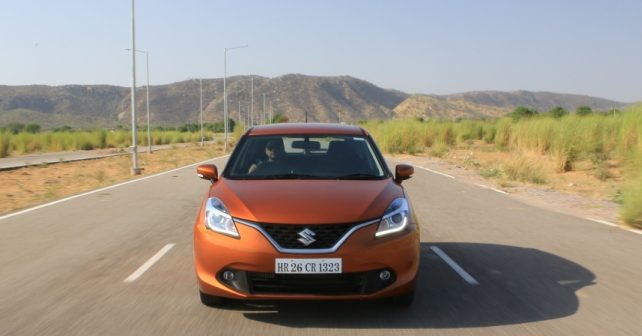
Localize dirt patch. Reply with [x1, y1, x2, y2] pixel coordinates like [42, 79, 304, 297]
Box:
[391, 144, 623, 227]
[0, 144, 224, 215]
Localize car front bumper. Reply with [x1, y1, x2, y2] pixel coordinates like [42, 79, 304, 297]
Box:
[194, 217, 420, 300]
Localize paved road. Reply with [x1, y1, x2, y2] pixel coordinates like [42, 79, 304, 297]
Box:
[0, 156, 640, 335]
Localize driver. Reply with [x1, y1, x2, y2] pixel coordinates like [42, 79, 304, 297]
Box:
[248, 139, 284, 174]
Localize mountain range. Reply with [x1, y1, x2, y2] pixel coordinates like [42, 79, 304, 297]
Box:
[0, 74, 629, 129]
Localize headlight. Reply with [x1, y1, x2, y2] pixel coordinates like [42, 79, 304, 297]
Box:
[375, 198, 409, 237]
[204, 198, 239, 238]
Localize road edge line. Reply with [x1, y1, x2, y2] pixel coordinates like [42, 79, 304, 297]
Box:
[474, 183, 508, 195]
[0, 155, 230, 221]
[587, 217, 618, 227]
[414, 165, 455, 179]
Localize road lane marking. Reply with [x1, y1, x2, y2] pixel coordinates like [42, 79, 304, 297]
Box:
[430, 246, 479, 285]
[0, 154, 230, 221]
[414, 165, 455, 179]
[474, 183, 508, 195]
[587, 218, 642, 235]
[587, 218, 618, 228]
[124, 243, 176, 283]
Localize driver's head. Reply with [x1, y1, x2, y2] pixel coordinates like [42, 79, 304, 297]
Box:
[265, 139, 284, 160]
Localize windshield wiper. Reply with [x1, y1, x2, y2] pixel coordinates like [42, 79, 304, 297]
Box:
[335, 173, 381, 180]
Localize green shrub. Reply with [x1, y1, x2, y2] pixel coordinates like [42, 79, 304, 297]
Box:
[501, 157, 547, 184]
[547, 107, 568, 118]
[509, 106, 538, 120]
[576, 106, 593, 116]
[480, 166, 502, 178]
[0, 131, 10, 157]
[494, 118, 512, 149]
[622, 176, 642, 228]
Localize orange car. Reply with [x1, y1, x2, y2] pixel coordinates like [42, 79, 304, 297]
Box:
[194, 123, 419, 306]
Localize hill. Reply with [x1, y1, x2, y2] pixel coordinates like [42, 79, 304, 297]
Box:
[0, 77, 629, 128]
[394, 91, 627, 120]
[0, 75, 407, 129]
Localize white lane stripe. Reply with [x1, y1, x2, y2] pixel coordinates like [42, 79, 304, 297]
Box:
[124, 243, 176, 283]
[414, 165, 455, 179]
[587, 217, 618, 228]
[474, 183, 509, 195]
[588, 218, 642, 235]
[430, 246, 479, 285]
[0, 154, 230, 221]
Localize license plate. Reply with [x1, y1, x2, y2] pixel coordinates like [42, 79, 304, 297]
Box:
[275, 258, 342, 274]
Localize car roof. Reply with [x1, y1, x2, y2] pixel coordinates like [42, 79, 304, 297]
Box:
[246, 123, 368, 136]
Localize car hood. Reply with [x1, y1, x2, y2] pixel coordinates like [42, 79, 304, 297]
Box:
[209, 179, 404, 224]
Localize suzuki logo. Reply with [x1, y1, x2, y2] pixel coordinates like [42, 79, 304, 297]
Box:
[297, 228, 317, 246]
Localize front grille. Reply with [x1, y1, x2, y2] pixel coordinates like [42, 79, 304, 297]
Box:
[257, 223, 355, 249]
[245, 270, 394, 295]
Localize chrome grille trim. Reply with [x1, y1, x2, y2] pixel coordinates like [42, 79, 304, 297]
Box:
[234, 218, 380, 254]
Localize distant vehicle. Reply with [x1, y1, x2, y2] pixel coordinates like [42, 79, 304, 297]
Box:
[194, 123, 420, 306]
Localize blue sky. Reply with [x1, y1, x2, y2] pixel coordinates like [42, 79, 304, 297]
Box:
[2, 0, 640, 102]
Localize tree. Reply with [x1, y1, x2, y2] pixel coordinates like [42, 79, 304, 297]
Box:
[6, 123, 25, 134]
[271, 114, 289, 123]
[576, 106, 593, 116]
[509, 106, 538, 120]
[547, 107, 568, 118]
[24, 123, 41, 133]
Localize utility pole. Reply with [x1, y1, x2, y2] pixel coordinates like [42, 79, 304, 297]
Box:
[129, 0, 141, 175]
[262, 93, 266, 125]
[144, 50, 151, 153]
[199, 78, 203, 147]
[250, 75, 254, 127]
[223, 45, 248, 152]
[269, 100, 273, 124]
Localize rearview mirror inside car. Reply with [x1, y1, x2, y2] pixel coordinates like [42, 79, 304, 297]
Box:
[291, 140, 321, 151]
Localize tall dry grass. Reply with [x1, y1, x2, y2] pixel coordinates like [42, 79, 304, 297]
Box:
[0, 129, 209, 158]
[363, 106, 642, 227]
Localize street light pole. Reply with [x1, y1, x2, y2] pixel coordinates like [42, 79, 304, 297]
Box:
[145, 50, 151, 153]
[125, 48, 152, 154]
[199, 78, 203, 147]
[129, 0, 140, 175]
[269, 100, 273, 124]
[250, 75, 254, 127]
[223, 45, 248, 152]
[262, 93, 266, 125]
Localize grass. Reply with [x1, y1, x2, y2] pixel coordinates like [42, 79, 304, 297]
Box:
[0, 144, 225, 215]
[363, 105, 642, 227]
[0, 129, 216, 158]
[621, 143, 642, 228]
[500, 155, 548, 184]
[0, 131, 10, 157]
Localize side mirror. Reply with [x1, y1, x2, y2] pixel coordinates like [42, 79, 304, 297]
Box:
[395, 164, 414, 184]
[197, 164, 218, 183]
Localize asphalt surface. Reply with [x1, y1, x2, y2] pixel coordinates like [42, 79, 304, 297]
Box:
[1, 156, 641, 335]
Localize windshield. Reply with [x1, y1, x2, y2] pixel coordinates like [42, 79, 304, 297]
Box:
[226, 135, 388, 180]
